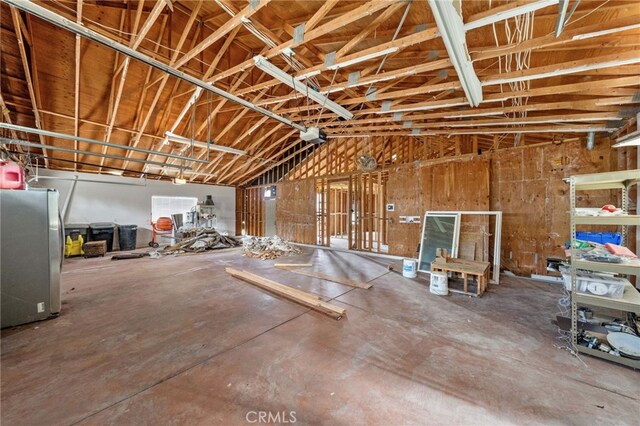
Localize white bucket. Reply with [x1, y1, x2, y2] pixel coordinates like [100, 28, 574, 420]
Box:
[430, 271, 449, 295]
[402, 258, 417, 278]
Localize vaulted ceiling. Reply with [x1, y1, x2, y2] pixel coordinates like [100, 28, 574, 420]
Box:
[1, 0, 639, 186]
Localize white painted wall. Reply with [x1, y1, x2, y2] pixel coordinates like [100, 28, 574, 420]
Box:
[29, 169, 236, 249]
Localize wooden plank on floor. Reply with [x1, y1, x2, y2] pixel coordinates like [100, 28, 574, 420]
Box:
[276, 266, 373, 289]
[273, 263, 313, 267]
[225, 268, 345, 319]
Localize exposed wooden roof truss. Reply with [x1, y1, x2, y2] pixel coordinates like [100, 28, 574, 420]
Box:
[0, 0, 638, 185]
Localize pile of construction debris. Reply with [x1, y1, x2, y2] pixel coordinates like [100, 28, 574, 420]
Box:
[242, 236, 301, 260]
[158, 228, 241, 255]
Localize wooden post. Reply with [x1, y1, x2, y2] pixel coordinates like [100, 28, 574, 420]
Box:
[347, 176, 353, 249]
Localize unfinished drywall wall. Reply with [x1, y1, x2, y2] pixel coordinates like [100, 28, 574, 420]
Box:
[269, 139, 631, 276]
[386, 164, 422, 257]
[31, 169, 235, 248]
[386, 157, 491, 258]
[490, 140, 614, 275]
[275, 179, 316, 244]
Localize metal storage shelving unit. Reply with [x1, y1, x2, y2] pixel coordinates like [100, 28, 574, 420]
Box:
[569, 169, 640, 368]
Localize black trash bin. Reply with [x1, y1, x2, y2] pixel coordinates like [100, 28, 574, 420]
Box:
[117, 225, 138, 251]
[89, 222, 116, 252]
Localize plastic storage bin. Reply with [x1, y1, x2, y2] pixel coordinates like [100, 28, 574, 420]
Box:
[562, 272, 628, 299]
[89, 223, 116, 252]
[575, 231, 622, 245]
[0, 160, 24, 189]
[117, 225, 138, 251]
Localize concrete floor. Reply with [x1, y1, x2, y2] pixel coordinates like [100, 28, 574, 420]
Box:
[330, 235, 389, 253]
[1, 248, 638, 425]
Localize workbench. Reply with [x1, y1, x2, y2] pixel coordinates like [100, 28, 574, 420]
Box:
[431, 258, 490, 297]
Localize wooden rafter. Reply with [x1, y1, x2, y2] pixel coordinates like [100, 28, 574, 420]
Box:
[209, 0, 396, 84]
[73, 0, 83, 170]
[10, 7, 47, 164]
[173, 0, 272, 69]
[98, 0, 167, 172]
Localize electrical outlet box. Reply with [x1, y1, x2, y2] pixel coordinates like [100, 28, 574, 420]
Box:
[399, 215, 421, 224]
[37, 302, 45, 313]
[386, 203, 395, 212]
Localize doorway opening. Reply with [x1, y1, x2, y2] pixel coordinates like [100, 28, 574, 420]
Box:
[317, 173, 388, 253]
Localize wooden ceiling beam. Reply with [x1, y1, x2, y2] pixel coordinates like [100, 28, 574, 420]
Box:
[39, 109, 164, 143]
[254, 59, 452, 108]
[227, 129, 298, 185]
[0, 93, 20, 140]
[373, 75, 640, 115]
[305, 0, 340, 32]
[99, 0, 166, 172]
[119, 15, 170, 171]
[10, 7, 47, 164]
[327, 112, 620, 133]
[471, 14, 640, 63]
[212, 121, 289, 183]
[209, 0, 396, 84]
[482, 50, 640, 86]
[329, 98, 628, 127]
[148, 23, 240, 167]
[336, 2, 406, 57]
[173, 0, 271, 69]
[73, 0, 82, 169]
[123, 6, 205, 170]
[163, 69, 271, 180]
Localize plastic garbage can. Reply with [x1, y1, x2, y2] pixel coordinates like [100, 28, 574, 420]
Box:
[89, 222, 116, 252]
[117, 225, 138, 251]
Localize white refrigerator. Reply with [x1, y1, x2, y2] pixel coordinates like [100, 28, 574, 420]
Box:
[1, 188, 62, 328]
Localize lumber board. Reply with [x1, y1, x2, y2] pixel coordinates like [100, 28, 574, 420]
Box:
[228, 268, 322, 301]
[273, 263, 313, 267]
[225, 268, 345, 319]
[276, 266, 373, 289]
[431, 258, 490, 275]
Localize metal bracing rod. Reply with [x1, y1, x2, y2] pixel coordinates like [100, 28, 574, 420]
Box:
[0, 138, 191, 170]
[0, 123, 209, 164]
[3, 0, 307, 132]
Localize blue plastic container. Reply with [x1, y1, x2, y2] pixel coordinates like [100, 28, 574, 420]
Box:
[575, 231, 622, 245]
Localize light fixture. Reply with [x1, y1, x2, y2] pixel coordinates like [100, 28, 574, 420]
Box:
[326, 48, 399, 70]
[165, 131, 247, 155]
[442, 127, 610, 135]
[611, 111, 640, 148]
[464, 0, 558, 31]
[145, 165, 219, 179]
[572, 23, 640, 41]
[376, 100, 468, 114]
[294, 69, 321, 80]
[173, 177, 187, 185]
[485, 53, 640, 86]
[428, 0, 483, 107]
[4, 0, 306, 133]
[442, 111, 511, 119]
[253, 55, 354, 120]
[431, 115, 620, 127]
[612, 132, 640, 148]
